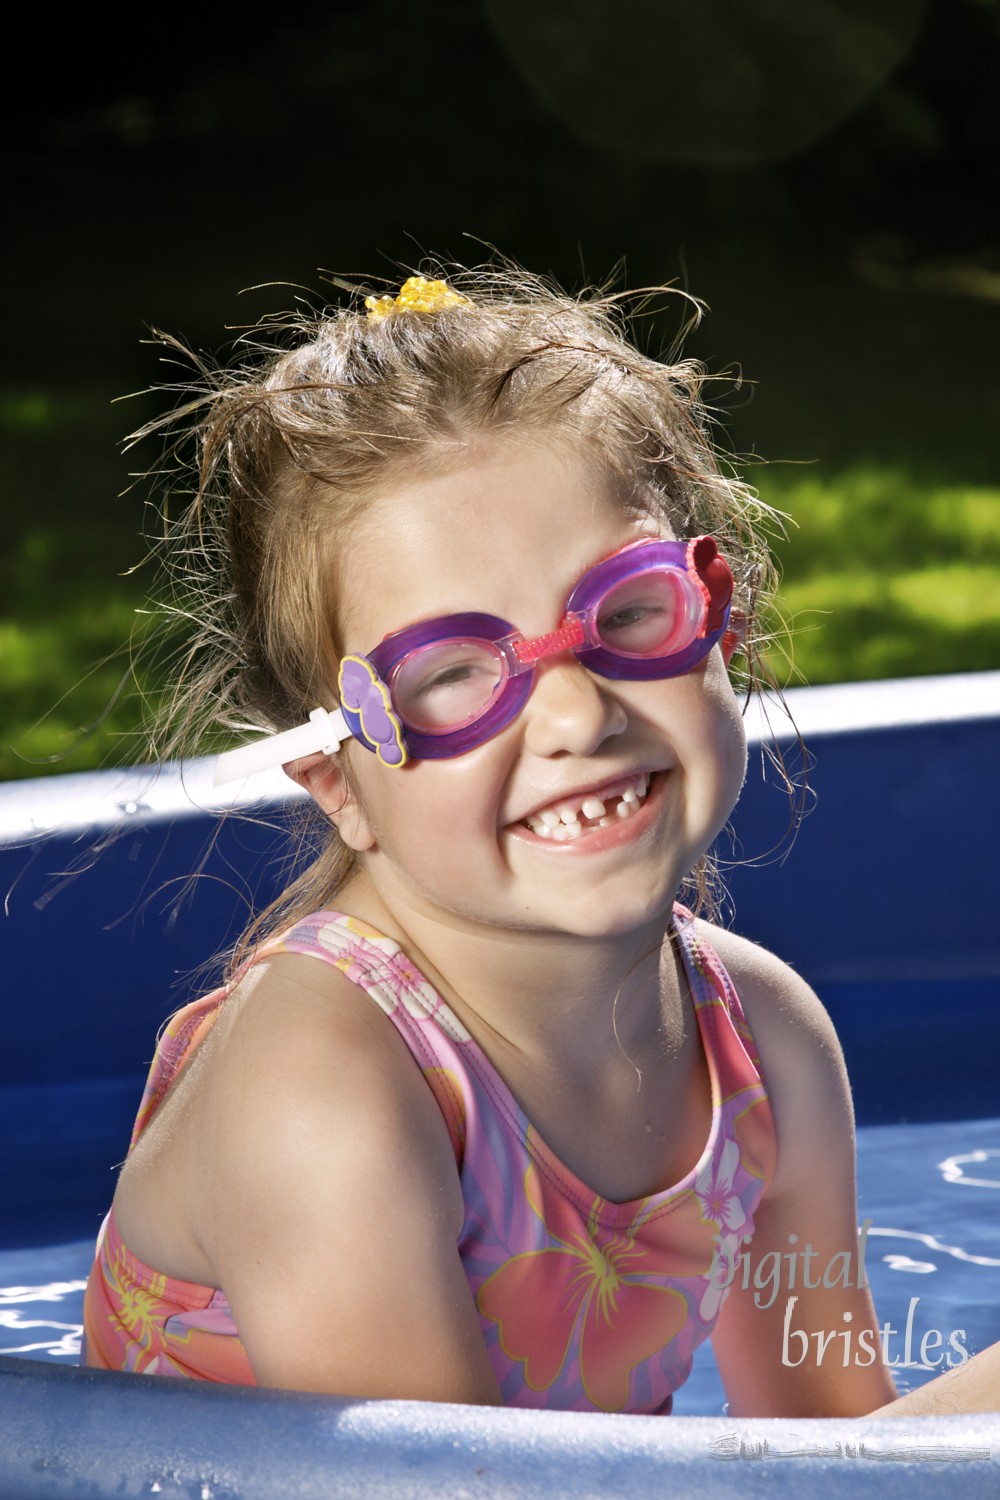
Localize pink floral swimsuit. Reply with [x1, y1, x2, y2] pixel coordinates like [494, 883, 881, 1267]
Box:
[83, 906, 776, 1413]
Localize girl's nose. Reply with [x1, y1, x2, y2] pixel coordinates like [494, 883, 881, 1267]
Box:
[521, 660, 628, 758]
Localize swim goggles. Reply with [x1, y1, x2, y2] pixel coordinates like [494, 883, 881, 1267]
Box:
[214, 535, 733, 782]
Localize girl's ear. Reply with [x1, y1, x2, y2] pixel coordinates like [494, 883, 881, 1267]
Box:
[283, 753, 376, 852]
[722, 613, 748, 669]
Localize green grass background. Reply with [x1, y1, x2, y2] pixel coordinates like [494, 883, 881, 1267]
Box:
[3, 366, 997, 784]
[762, 466, 1000, 686]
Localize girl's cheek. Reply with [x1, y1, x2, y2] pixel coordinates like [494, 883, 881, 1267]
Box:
[703, 661, 749, 793]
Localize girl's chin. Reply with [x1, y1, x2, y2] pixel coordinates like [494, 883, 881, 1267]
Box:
[512, 887, 682, 943]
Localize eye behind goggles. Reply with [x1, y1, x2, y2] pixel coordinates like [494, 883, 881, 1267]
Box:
[213, 535, 734, 782]
[339, 535, 733, 764]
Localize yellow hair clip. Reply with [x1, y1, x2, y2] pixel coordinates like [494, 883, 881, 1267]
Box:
[365, 276, 471, 322]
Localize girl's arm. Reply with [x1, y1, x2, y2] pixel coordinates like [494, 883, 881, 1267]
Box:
[872, 1343, 1000, 1415]
[192, 954, 502, 1402]
[703, 927, 897, 1417]
[707, 930, 1000, 1418]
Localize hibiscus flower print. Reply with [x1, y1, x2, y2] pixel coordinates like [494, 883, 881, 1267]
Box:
[477, 1159, 688, 1413]
[694, 1137, 747, 1236]
[383, 949, 471, 1041]
[109, 1268, 161, 1355]
[699, 1229, 742, 1323]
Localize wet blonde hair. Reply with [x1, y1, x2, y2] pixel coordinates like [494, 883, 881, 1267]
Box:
[140, 261, 780, 947]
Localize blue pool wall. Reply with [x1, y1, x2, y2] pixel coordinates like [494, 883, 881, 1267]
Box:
[2, 670, 999, 1250]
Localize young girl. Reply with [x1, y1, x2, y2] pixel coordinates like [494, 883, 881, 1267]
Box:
[81, 267, 998, 1417]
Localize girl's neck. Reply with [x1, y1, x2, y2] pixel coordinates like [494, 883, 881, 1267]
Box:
[335, 869, 686, 1077]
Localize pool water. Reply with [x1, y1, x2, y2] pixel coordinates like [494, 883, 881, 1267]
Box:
[4, 1116, 999, 1413]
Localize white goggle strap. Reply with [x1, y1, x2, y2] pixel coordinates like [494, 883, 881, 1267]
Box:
[213, 706, 354, 786]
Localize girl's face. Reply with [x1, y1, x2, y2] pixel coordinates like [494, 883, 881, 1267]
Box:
[320, 441, 747, 943]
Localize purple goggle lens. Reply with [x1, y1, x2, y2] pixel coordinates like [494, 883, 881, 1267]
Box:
[350, 536, 732, 761]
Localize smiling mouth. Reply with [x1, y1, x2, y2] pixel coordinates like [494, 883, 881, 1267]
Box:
[520, 773, 652, 841]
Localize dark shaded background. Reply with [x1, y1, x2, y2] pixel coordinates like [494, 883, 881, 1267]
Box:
[8, 0, 998, 448]
[3, 0, 999, 774]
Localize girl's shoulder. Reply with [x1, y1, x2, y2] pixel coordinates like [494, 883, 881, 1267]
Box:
[208, 940, 457, 1154]
[692, 918, 842, 1060]
[216, 911, 434, 1080]
[140, 934, 463, 1241]
[692, 919, 855, 1197]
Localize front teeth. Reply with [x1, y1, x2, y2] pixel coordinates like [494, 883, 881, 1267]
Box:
[524, 774, 651, 839]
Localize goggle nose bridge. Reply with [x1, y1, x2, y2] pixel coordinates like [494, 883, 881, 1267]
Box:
[501, 613, 590, 674]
